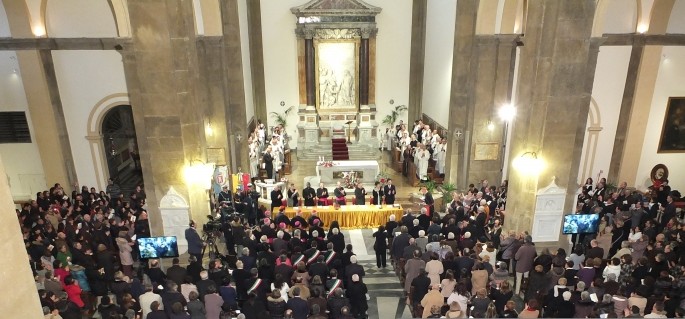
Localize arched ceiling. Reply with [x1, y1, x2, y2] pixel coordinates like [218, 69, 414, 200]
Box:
[45, 0, 117, 37]
[0, 1, 11, 37]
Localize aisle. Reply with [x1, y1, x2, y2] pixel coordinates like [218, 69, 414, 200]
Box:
[342, 229, 412, 319]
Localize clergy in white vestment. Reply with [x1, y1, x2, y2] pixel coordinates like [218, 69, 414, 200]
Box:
[416, 143, 430, 181]
[435, 138, 446, 175]
[249, 139, 259, 177]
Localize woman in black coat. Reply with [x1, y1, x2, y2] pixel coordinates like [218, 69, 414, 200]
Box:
[373, 226, 388, 268]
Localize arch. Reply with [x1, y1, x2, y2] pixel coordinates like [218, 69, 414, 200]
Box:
[666, 0, 685, 33]
[588, 97, 601, 127]
[86, 93, 130, 190]
[1, 0, 33, 37]
[592, 0, 638, 36]
[579, 97, 603, 184]
[475, 0, 500, 35]
[45, 0, 118, 37]
[647, 0, 675, 34]
[499, 0, 524, 34]
[107, 0, 131, 37]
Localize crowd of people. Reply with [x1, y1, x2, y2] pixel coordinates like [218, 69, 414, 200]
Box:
[384, 177, 683, 318]
[16, 116, 685, 319]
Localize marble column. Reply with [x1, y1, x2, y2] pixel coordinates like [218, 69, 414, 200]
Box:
[305, 38, 316, 106]
[0, 156, 43, 317]
[505, 1, 599, 240]
[360, 37, 369, 106]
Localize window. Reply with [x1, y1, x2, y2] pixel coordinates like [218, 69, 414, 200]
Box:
[0, 112, 31, 143]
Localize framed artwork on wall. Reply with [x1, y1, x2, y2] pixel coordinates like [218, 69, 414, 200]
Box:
[658, 97, 685, 153]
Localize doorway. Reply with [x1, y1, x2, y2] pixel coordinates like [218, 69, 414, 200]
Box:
[101, 105, 143, 197]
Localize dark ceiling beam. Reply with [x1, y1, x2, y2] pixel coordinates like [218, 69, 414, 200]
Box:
[0, 37, 132, 50]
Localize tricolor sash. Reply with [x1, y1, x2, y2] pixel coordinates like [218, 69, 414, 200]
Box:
[328, 279, 342, 297]
[307, 250, 321, 265]
[292, 254, 305, 266]
[247, 278, 263, 294]
[325, 251, 336, 265]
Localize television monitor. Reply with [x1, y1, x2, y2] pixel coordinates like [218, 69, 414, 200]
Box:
[137, 236, 180, 259]
[562, 214, 599, 234]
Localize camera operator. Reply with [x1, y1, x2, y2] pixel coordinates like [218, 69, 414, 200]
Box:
[185, 221, 205, 262]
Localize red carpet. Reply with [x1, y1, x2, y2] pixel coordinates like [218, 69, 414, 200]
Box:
[332, 138, 349, 160]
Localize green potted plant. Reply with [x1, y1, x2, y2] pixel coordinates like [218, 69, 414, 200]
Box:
[269, 105, 294, 129]
[381, 104, 407, 128]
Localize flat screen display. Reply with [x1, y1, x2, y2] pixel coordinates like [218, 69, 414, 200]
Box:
[562, 214, 600, 234]
[137, 236, 180, 259]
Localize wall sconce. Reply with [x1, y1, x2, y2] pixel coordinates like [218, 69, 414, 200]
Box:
[498, 103, 516, 122]
[205, 121, 214, 137]
[32, 25, 46, 37]
[183, 160, 215, 190]
[486, 120, 495, 131]
[513, 151, 544, 175]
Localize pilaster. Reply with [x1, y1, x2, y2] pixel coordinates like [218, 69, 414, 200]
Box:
[247, 0, 268, 123]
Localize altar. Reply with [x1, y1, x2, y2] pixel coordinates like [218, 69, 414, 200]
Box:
[316, 160, 379, 184]
[273, 204, 403, 229]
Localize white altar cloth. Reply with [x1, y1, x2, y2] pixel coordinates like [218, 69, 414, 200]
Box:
[316, 160, 379, 184]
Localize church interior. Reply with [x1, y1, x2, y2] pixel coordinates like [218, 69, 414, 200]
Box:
[2, 0, 685, 318]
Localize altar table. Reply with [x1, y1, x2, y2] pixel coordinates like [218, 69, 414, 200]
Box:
[316, 160, 380, 184]
[272, 204, 403, 229]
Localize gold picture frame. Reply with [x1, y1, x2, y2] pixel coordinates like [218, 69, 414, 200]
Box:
[315, 39, 360, 112]
[473, 142, 499, 161]
[657, 97, 685, 153]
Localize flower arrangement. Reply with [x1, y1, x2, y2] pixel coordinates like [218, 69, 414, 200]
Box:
[317, 161, 336, 168]
[342, 171, 359, 189]
[376, 169, 392, 184]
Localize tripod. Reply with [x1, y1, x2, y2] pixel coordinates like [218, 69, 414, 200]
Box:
[200, 231, 222, 262]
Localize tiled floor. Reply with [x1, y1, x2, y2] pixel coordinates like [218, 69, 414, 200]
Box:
[341, 229, 412, 319]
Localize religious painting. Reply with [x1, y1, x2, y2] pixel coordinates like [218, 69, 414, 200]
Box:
[315, 39, 359, 111]
[473, 142, 499, 161]
[658, 97, 685, 153]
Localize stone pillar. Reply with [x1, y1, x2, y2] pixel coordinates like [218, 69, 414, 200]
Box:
[466, 35, 517, 186]
[0, 156, 43, 317]
[246, 0, 268, 123]
[444, 0, 478, 188]
[123, 0, 210, 232]
[505, 1, 598, 240]
[219, 0, 249, 174]
[408, 0, 427, 123]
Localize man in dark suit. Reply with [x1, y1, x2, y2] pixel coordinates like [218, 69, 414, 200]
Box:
[165, 257, 187, 287]
[586, 240, 604, 260]
[185, 222, 204, 263]
[271, 185, 283, 211]
[391, 226, 411, 262]
[303, 182, 316, 206]
[383, 179, 396, 205]
[286, 287, 310, 319]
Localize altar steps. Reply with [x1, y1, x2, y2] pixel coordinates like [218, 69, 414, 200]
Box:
[295, 142, 381, 161]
